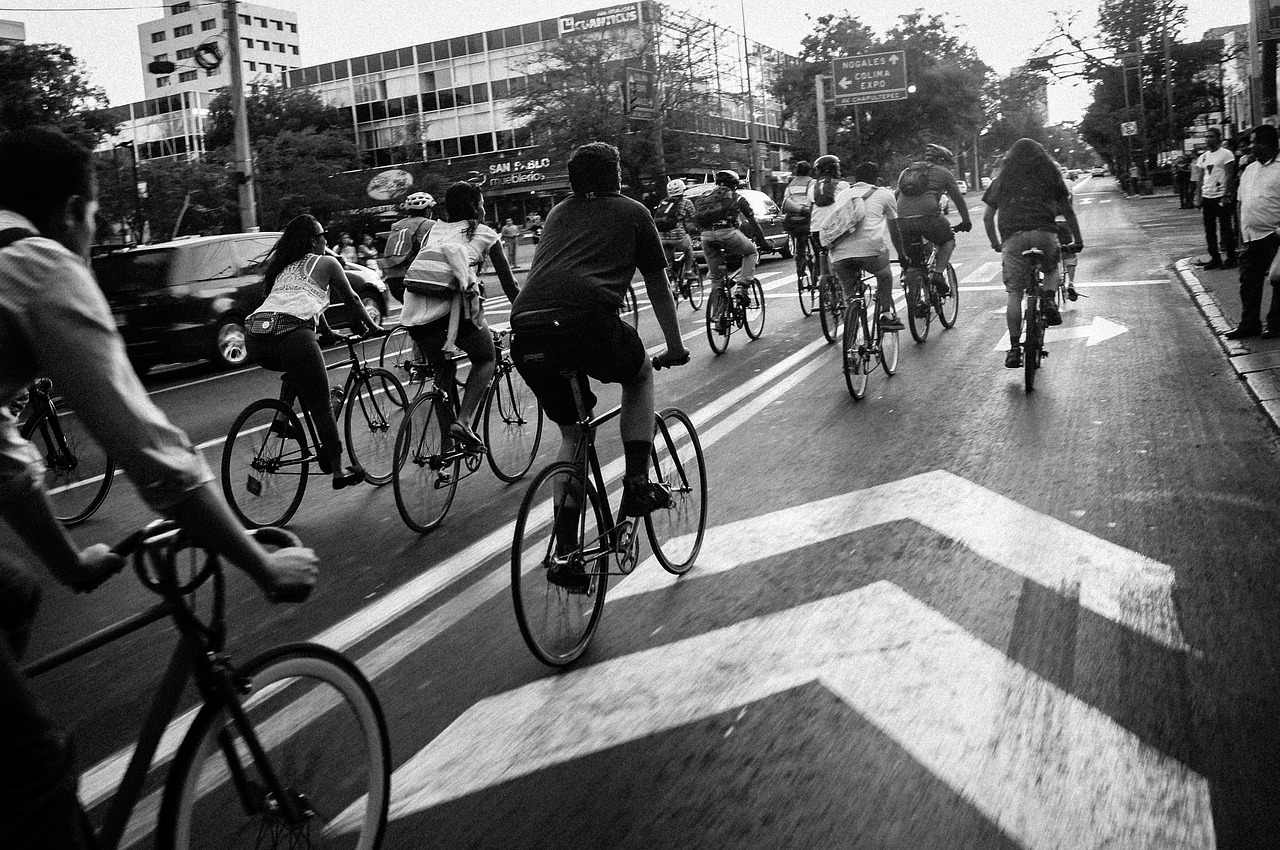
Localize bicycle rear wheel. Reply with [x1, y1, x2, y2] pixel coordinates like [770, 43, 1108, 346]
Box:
[344, 368, 408, 486]
[879, 310, 900, 376]
[221, 399, 309, 529]
[743, 278, 766, 339]
[619, 283, 639, 329]
[1024, 300, 1043, 393]
[158, 643, 390, 850]
[511, 462, 608, 666]
[842, 302, 870, 400]
[818, 274, 842, 343]
[936, 264, 960, 328]
[35, 410, 114, 525]
[394, 393, 459, 533]
[797, 259, 818, 316]
[705, 285, 730, 354]
[905, 268, 931, 343]
[646, 408, 707, 575]
[378, 325, 416, 381]
[484, 361, 543, 483]
[687, 267, 705, 311]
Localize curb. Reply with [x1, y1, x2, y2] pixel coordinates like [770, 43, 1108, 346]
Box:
[1173, 258, 1280, 432]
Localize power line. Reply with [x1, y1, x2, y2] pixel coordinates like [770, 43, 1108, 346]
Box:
[0, 1, 219, 11]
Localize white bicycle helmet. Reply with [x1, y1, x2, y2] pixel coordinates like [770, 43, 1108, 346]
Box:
[666, 178, 687, 196]
[404, 192, 435, 210]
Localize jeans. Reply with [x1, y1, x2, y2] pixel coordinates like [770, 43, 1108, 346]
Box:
[832, 252, 895, 315]
[660, 232, 694, 280]
[1202, 196, 1237, 262]
[701, 227, 757, 285]
[246, 327, 344, 469]
[1237, 234, 1280, 330]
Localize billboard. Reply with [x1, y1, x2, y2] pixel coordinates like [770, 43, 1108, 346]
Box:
[558, 3, 640, 37]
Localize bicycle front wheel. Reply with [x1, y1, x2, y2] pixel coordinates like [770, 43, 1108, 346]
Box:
[221, 400, 310, 529]
[484, 362, 543, 483]
[393, 393, 459, 533]
[619, 283, 639, 329]
[378, 325, 415, 377]
[818, 274, 842, 343]
[878, 311, 900, 376]
[646, 408, 707, 575]
[512, 462, 608, 667]
[905, 269, 931, 343]
[158, 643, 390, 850]
[36, 410, 114, 525]
[743, 278, 766, 340]
[705, 285, 730, 355]
[797, 262, 817, 316]
[687, 267, 705, 311]
[344, 368, 408, 486]
[936, 264, 960, 328]
[842, 302, 870, 400]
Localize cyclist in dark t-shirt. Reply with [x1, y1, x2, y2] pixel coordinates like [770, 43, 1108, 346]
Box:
[896, 144, 972, 296]
[510, 142, 689, 523]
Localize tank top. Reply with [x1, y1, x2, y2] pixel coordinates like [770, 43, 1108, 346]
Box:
[255, 255, 328, 320]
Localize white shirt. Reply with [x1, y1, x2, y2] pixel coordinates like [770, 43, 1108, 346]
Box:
[807, 179, 851, 237]
[401, 220, 498, 326]
[1195, 147, 1235, 199]
[1238, 156, 1280, 242]
[830, 184, 897, 261]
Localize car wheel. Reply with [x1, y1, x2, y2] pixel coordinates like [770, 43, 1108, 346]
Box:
[214, 318, 248, 369]
[361, 293, 385, 327]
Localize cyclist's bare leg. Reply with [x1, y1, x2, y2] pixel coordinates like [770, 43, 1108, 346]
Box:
[620, 359, 655, 454]
[451, 323, 496, 434]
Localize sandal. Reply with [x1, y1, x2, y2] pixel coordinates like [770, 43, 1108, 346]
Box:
[332, 465, 366, 490]
[449, 422, 486, 453]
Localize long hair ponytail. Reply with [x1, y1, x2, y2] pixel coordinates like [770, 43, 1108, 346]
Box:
[261, 214, 323, 296]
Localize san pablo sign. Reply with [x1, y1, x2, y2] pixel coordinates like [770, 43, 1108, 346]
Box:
[832, 51, 909, 105]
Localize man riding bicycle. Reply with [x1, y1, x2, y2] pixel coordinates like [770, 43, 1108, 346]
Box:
[695, 170, 769, 310]
[895, 143, 973, 295]
[781, 160, 815, 284]
[653, 178, 698, 286]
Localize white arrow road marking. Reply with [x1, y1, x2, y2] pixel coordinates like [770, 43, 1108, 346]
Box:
[962, 261, 1001, 284]
[1100, 198, 1113, 204]
[615, 469, 1186, 652]
[350, 582, 1211, 848]
[990, 316, 1130, 351]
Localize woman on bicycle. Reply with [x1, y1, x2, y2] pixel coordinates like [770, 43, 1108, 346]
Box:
[246, 214, 381, 489]
[401, 181, 520, 449]
[981, 138, 1083, 368]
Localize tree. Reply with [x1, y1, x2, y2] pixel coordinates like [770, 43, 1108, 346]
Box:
[0, 42, 118, 147]
[250, 128, 362, 230]
[204, 84, 352, 151]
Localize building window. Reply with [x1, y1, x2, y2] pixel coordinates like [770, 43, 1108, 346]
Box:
[287, 22, 296, 33]
[179, 70, 197, 82]
[176, 47, 194, 59]
[255, 16, 266, 27]
[261, 62, 271, 73]
[151, 31, 166, 43]
[258, 40, 269, 50]
[154, 52, 169, 62]
[290, 45, 299, 55]
[273, 19, 283, 30]
[156, 76, 170, 87]
[174, 24, 192, 37]
[170, 2, 190, 13]
[242, 38, 252, 48]
[274, 42, 284, 52]
[201, 18, 215, 31]
[205, 67, 218, 76]
[247, 61, 256, 71]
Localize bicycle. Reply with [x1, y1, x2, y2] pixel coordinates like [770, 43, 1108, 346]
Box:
[15, 377, 114, 525]
[841, 272, 900, 400]
[704, 248, 766, 355]
[815, 247, 843, 344]
[793, 232, 820, 316]
[392, 329, 544, 533]
[666, 243, 705, 311]
[898, 227, 960, 343]
[221, 331, 408, 529]
[24, 520, 390, 849]
[1021, 246, 1055, 393]
[1057, 243, 1084, 309]
[511, 358, 707, 667]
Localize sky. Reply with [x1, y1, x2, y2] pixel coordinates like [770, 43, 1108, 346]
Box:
[6, 0, 1243, 124]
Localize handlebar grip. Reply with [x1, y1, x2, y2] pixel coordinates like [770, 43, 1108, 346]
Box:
[652, 351, 691, 371]
[250, 527, 303, 549]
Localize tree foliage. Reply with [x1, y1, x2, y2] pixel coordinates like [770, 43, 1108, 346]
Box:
[204, 84, 353, 151]
[0, 42, 118, 148]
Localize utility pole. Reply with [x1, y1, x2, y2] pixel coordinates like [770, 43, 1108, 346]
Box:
[1162, 17, 1177, 157]
[739, 0, 761, 190]
[815, 75, 828, 156]
[225, 0, 258, 231]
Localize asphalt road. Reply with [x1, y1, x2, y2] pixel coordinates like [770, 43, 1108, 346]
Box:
[13, 175, 1280, 848]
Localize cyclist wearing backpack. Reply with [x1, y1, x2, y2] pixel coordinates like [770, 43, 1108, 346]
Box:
[895, 144, 972, 296]
[781, 161, 814, 283]
[696, 170, 768, 309]
[377, 191, 436, 301]
[828, 161, 907, 332]
[653, 178, 697, 284]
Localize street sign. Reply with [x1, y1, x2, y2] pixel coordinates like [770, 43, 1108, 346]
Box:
[1121, 121, 1139, 137]
[831, 51, 908, 105]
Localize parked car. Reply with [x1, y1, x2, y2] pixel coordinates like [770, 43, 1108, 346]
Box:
[1067, 168, 1080, 180]
[92, 233, 391, 373]
[1091, 165, 1106, 177]
[956, 179, 970, 194]
[683, 183, 792, 260]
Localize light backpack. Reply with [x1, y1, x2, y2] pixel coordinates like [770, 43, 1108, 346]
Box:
[378, 217, 433, 279]
[403, 241, 482, 353]
[818, 186, 877, 248]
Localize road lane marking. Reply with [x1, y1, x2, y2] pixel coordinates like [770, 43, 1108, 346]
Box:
[960, 279, 1165, 292]
[961, 261, 1001, 284]
[360, 583, 1210, 847]
[989, 316, 1130, 350]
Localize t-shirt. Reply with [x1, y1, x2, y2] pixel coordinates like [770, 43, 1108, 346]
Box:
[501, 223, 521, 240]
[401, 220, 498, 327]
[808, 179, 851, 237]
[830, 184, 897, 262]
[896, 163, 956, 217]
[513, 194, 666, 317]
[982, 173, 1070, 241]
[1195, 147, 1236, 199]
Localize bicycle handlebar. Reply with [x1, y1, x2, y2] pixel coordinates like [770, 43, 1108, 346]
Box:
[652, 350, 691, 370]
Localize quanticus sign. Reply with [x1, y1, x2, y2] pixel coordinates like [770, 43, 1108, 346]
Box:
[832, 51, 909, 105]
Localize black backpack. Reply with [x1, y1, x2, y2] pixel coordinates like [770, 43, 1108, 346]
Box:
[812, 177, 840, 207]
[692, 186, 739, 228]
[898, 161, 932, 196]
[653, 197, 682, 233]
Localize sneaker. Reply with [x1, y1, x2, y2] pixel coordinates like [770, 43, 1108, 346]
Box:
[929, 271, 949, 297]
[879, 312, 905, 331]
[1223, 256, 1238, 270]
[1066, 285, 1078, 302]
[619, 475, 671, 518]
[733, 284, 751, 309]
[1043, 300, 1063, 326]
[1005, 346, 1023, 368]
[1197, 258, 1223, 270]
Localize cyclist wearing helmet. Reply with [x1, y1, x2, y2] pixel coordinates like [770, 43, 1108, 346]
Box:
[378, 191, 436, 301]
[653, 178, 697, 284]
[895, 143, 972, 296]
[696, 169, 768, 309]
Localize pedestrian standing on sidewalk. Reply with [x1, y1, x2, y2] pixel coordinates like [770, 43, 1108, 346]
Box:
[1175, 156, 1194, 209]
[1223, 125, 1280, 340]
[500, 218, 521, 268]
[1194, 127, 1238, 271]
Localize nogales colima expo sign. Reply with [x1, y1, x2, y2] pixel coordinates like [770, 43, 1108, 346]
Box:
[558, 3, 640, 37]
[832, 51, 909, 105]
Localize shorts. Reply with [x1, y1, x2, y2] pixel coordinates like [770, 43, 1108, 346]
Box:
[510, 311, 646, 425]
[1001, 230, 1061, 293]
[897, 214, 954, 260]
[832, 251, 891, 300]
[405, 316, 481, 354]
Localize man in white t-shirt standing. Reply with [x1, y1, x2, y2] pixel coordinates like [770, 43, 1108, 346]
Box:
[1194, 127, 1238, 270]
[826, 161, 907, 331]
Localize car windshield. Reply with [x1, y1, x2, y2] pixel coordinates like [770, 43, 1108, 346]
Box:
[92, 249, 176, 301]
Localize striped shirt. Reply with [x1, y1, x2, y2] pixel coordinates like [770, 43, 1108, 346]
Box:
[0, 210, 212, 510]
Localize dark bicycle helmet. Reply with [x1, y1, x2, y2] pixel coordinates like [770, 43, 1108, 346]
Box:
[714, 169, 741, 189]
[813, 154, 841, 177]
[924, 143, 956, 164]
